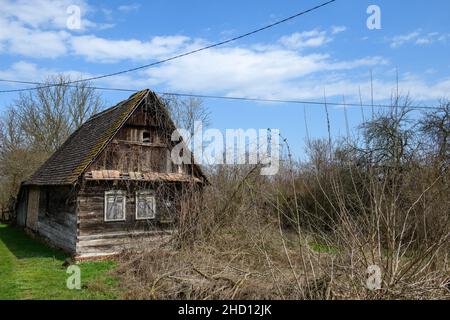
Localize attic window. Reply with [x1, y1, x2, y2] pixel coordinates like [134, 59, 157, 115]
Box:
[135, 191, 156, 220]
[104, 191, 126, 222]
[142, 131, 151, 143]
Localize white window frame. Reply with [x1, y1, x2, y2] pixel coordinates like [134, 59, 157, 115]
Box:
[135, 191, 156, 220]
[104, 190, 126, 222]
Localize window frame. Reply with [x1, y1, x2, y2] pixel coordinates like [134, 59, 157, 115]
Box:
[104, 190, 127, 222]
[135, 191, 156, 220]
[142, 130, 151, 143]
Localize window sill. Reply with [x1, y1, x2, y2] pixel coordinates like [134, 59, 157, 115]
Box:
[104, 219, 126, 222]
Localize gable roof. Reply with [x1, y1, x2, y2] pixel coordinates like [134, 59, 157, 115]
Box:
[23, 89, 206, 186]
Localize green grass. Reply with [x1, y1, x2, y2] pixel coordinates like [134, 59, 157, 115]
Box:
[0, 224, 119, 300]
[309, 241, 338, 254]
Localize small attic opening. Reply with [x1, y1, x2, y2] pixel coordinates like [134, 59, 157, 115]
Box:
[142, 130, 151, 143]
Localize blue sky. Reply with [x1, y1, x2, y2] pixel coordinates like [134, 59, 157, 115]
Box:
[0, 0, 449, 157]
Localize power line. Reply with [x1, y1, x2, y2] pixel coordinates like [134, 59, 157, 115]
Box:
[0, 78, 439, 110]
[156, 92, 437, 110]
[0, 0, 336, 94]
[0, 79, 135, 92]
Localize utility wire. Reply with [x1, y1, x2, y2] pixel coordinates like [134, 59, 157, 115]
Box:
[157, 92, 437, 110]
[0, 78, 439, 110]
[0, 79, 135, 92]
[0, 0, 336, 94]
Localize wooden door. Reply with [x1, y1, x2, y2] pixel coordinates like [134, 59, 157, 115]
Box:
[26, 188, 40, 231]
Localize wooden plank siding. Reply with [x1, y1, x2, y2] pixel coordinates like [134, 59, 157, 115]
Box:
[75, 181, 179, 257]
[26, 188, 40, 231]
[76, 231, 172, 258]
[86, 102, 194, 176]
[33, 186, 78, 253]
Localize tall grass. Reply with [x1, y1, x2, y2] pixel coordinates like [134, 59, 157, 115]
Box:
[115, 100, 449, 300]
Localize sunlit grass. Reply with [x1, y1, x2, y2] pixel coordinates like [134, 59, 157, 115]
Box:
[0, 224, 118, 300]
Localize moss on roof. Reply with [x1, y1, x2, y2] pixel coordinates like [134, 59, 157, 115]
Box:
[24, 90, 149, 186]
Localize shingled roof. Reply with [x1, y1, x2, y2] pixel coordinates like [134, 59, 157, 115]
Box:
[24, 89, 150, 186]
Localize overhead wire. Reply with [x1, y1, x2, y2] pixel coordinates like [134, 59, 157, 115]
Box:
[0, 0, 337, 93]
[0, 78, 439, 110]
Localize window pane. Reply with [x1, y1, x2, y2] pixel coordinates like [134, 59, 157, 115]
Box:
[136, 193, 155, 219]
[105, 192, 125, 221]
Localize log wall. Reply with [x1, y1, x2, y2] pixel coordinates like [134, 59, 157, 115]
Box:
[36, 186, 77, 253]
[76, 181, 178, 258]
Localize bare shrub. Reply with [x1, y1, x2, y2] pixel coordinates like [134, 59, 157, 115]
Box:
[114, 98, 449, 300]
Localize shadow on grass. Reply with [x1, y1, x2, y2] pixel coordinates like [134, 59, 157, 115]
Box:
[0, 224, 66, 260]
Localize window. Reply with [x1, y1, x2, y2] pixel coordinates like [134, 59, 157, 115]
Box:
[104, 191, 126, 222]
[135, 191, 156, 220]
[142, 131, 151, 143]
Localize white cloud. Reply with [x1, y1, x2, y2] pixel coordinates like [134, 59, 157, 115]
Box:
[331, 26, 347, 35]
[390, 30, 449, 48]
[94, 63, 450, 104]
[0, 0, 96, 30]
[118, 4, 141, 12]
[367, 77, 450, 102]
[0, 61, 90, 83]
[0, 19, 70, 58]
[112, 46, 387, 100]
[2, 56, 449, 105]
[278, 27, 347, 50]
[70, 35, 192, 62]
[0, 0, 109, 58]
[279, 29, 331, 50]
[390, 31, 421, 48]
[0, 1, 447, 105]
[0, 61, 48, 80]
[415, 32, 449, 46]
[416, 38, 432, 45]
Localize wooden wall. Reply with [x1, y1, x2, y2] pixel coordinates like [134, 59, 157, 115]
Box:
[87, 102, 192, 175]
[76, 181, 179, 257]
[37, 186, 77, 253]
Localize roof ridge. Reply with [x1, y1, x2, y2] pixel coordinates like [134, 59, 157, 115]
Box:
[86, 89, 149, 123]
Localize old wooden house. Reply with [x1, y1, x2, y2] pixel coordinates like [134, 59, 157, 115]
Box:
[15, 89, 206, 259]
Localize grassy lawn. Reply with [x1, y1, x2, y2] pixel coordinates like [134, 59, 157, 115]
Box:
[0, 224, 119, 300]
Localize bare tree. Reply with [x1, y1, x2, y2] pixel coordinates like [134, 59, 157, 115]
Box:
[419, 100, 450, 165]
[162, 95, 210, 134]
[67, 80, 104, 129]
[13, 75, 103, 153]
[0, 75, 104, 207]
[360, 102, 415, 168]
